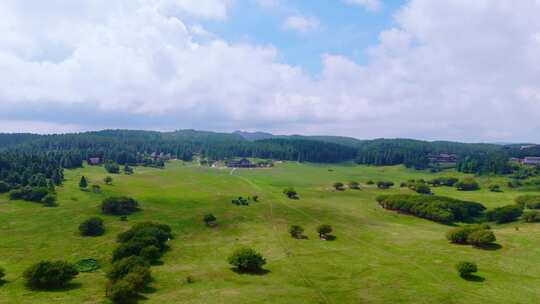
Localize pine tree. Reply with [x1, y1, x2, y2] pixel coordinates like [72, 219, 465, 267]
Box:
[79, 176, 88, 189]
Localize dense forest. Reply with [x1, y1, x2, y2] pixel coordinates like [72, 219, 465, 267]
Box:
[0, 130, 538, 178]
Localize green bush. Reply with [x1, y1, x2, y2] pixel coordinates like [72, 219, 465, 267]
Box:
[348, 181, 360, 190]
[414, 182, 432, 194]
[228, 248, 266, 273]
[486, 205, 523, 223]
[488, 184, 502, 192]
[317, 224, 333, 238]
[123, 267, 151, 291]
[333, 182, 345, 191]
[466, 230, 496, 247]
[106, 279, 138, 303]
[456, 261, 477, 277]
[446, 224, 492, 245]
[523, 211, 540, 223]
[203, 214, 217, 226]
[288, 225, 304, 238]
[377, 194, 485, 224]
[79, 217, 105, 236]
[140, 246, 161, 263]
[42, 194, 58, 207]
[0, 266, 5, 280]
[429, 177, 459, 187]
[101, 197, 140, 215]
[0, 181, 11, 193]
[366, 180, 374, 185]
[105, 163, 120, 174]
[376, 181, 394, 189]
[107, 256, 149, 281]
[283, 187, 298, 199]
[515, 195, 540, 209]
[23, 261, 78, 289]
[455, 178, 480, 191]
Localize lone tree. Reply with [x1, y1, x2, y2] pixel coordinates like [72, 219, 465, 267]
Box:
[283, 187, 298, 199]
[288, 225, 304, 239]
[228, 247, 266, 273]
[101, 196, 140, 215]
[456, 261, 478, 277]
[79, 176, 88, 189]
[104, 176, 113, 185]
[23, 261, 79, 289]
[203, 214, 217, 227]
[317, 224, 333, 239]
[79, 217, 105, 236]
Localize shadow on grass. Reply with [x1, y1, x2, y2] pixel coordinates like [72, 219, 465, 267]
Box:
[230, 268, 271, 276]
[475, 243, 502, 251]
[461, 274, 485, 282]
[323, 235, 337, 241]
[28, 282, 82, 292]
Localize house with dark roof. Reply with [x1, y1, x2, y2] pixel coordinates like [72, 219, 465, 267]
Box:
[226, 158, 256, 168]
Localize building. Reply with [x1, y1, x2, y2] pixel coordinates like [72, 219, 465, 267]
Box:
[226, 158, 256, 168]
[522, 157, 540, 166]
[428, 153, 458, 163]
[88, 157, 101, 165]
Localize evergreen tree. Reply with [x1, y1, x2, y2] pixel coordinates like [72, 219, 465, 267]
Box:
[79, 176, 88, 189]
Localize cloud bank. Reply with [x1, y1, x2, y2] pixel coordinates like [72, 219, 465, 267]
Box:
[0, 0, 539, 142]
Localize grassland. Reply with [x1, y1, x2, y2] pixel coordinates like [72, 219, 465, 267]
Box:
[1, 161, 540, 303]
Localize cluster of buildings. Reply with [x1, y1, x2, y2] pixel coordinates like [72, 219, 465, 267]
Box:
[225, 158, 274, 168]
[511, 157, 540, 166]
[428, 153, 458, 163]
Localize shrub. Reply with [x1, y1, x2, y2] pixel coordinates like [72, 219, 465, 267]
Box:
[79, 176, 88, 189]
[203, 214, 217, 226]
[107, 256, 149, 281]
[106, 279, 138, 303]
[0, 266, 5, 280]
[348, 181, 360, 190]
[140, 246, 161, 263]
[515, 195, 540, 209]
[366, 180, 374, 185]
[489, 184, 502, 192]
[486, 205, 523, 223]
[231, 196, 249, 206]
[105, 163, 120, 174]
[523, 211, 540, 223]
[446, 224, 493, 245]
[102, 197, 140, 215]
[104, 176, 113, 185]
[228, 248, 266, 273]
[429, 177, 459, 187]
[123, 267, 151, 291]
[466, 229, 496, 247]
[456, 261, 477, 277]
[42, 194, 58, 207]
[117, 222, 172, 246]
[377, 194, 485, 224]
[79, 217, 105, 236]
[455, 178, 480, 191]
[377, 181, 394, 189]
[333, 182, 345, 191]
[283, 187, 298, 199]
[317, 224, 333, 238]
[414, 182, 432, 194]
[288, 225, 304, 238]
[23, 261, 78, 289]
[0, 181, 10, 193]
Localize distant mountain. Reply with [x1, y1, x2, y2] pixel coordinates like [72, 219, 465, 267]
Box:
[233, 131, 275, 141]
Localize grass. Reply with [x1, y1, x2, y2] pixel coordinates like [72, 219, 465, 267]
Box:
[1, 161, 540, 303]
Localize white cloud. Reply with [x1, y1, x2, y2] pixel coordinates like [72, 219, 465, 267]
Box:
[344, 0, 382, 12]
[1, 0, 540, 142]
[283, 15, 320, 33]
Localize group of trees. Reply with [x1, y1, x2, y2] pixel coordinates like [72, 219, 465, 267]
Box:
[446, 224, 496, 248]
[106, 222, 173, 303]
[288, 224, 333, 240]
[376, 194, 486, 224]
[333, 181, 360, 191]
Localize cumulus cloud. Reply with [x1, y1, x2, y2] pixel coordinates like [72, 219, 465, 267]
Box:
[1, 0, 540, 142]
[283, 15, 320, 33]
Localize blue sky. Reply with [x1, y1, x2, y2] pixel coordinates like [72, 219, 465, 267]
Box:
[205, 0, 404, 74]
[0, 0, 540, 142]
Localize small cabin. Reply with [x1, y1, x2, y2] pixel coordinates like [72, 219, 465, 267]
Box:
[226, 158, 256, 168]
[88, 157, 101, 166]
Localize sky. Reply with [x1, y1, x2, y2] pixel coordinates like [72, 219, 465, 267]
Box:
[0, 0, 539, 142]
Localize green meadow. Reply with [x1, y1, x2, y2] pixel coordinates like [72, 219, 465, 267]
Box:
[1, 161, 540, 303]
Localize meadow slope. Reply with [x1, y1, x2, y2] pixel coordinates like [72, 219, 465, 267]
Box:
[1, 161, 540, 303]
